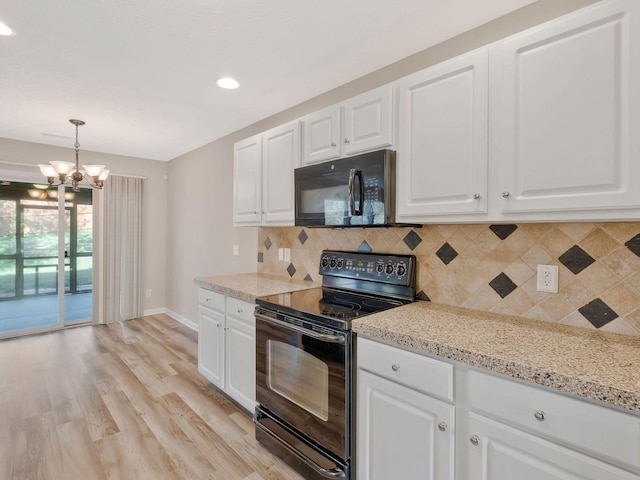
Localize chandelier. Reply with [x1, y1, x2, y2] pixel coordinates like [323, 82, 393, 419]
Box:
[38, 119, 109, 191]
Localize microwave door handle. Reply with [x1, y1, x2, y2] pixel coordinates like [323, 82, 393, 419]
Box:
[348, 168, 363, 216]
[356, 170, 364, 215]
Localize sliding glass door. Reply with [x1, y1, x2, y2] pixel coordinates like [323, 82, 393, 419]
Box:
[0, 181, 93, 337]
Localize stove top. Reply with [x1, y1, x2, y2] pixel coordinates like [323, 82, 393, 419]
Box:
[256, 249, 417, 331]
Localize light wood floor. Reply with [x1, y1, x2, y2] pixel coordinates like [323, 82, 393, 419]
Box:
[0, 314, 305, 480]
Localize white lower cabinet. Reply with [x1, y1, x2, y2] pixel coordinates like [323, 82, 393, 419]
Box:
[357, 337, 454, 480]
[466, 412, 639, 480]
[197, 289, 256, 412]
[357, 337, 640, 480]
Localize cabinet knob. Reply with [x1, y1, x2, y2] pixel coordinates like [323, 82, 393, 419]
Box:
[534, 410, 545, 421]
[331, 141, 337, 147]
[473, 193, 481, 200]
[344, 138, 350, 144]
[254, 211, 258, 214]
[391, 363, 400, 372]
[238, 309, 243, 314]
[205, 298, 210, 302]
[216, 323, 221, 328]
[502, 191, 510, 198]
[470, 435, 480, 446]
[438, 422, 447, 432]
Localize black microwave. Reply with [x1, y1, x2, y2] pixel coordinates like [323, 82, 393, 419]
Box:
[294, 149, 396, 227]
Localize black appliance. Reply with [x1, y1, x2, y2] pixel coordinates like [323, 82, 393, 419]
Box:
[294, 149, 396, 227]
[254, 250, 416, 480]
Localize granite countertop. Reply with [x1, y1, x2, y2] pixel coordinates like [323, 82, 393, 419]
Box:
[353, 301, 640, 414]
[195, 272, 318, 303]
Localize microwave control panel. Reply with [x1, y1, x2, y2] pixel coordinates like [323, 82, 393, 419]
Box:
[319, 250, 415, 286]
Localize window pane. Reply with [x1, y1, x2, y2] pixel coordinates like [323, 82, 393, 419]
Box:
[23, 207, 58, 258]
[0, 259, 15, 298]
[77, 204, 93, 254]
[0, 200, 16, 255]
[77, 256, 92, 292]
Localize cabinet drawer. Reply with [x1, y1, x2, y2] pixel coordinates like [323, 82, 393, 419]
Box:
[226, 297, 255, 325]
[358, 337, 453, 401]
[198, 289, 225, 312]
[468, 369, 640, 470]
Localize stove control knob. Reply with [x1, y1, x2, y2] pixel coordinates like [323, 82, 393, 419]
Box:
[376, 263, 384, 273]
[321, 257, 329, 269]
[329, 258, 337, 269]
[397, 265, 406, 277]
[337, 259, 344, 269]
[385, 264, 394, 275]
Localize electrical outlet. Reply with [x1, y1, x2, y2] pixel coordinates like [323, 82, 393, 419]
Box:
[537, 265, 558, 293]
[145, 289, 152, 298]
[278, 248, 284, 261]
[232, 244, 240, 256]
[284, 248, 291, 263]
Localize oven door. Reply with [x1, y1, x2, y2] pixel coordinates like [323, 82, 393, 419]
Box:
[255, 307, 350, 460]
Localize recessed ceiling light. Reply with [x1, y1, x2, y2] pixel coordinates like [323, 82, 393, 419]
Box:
[217, 77, 239, 90]
[0, 20, 15, 36]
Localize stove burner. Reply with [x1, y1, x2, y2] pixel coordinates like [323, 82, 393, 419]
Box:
[318, 299, 362, 319]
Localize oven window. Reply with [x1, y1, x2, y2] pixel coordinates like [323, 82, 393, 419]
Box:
[266, 340, 329, 421]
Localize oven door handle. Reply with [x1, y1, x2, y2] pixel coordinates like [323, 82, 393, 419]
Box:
[348, 168, 363, 216]
[255, 416, 347, 479]
[255, 312, 346, 344]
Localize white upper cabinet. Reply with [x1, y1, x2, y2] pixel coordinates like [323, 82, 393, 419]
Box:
[302, 104, 341, 165]
[492, 0, 640, 220]
[233, 121, 300, 226]
[262, 121, 300, 225]
[343, 84, 394, 156]
[396, 48, 489, 222]
[302, 85, 395, 165]
[232, 134, 262, 225]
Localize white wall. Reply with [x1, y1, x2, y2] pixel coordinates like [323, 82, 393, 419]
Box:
[0, 137, 168, 313]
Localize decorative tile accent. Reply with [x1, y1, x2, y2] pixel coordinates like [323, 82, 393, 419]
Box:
[258, 223, 640, 337]
[489, 224, 518, 240]
[489, 273, 517, 298]
[403, 230, 423, 251]
[298, 229, 308, 245]
[578, 298, 618, 328]
[625, 233, 640, 257]
[558, 245, 595, 275]
[257, 252, 263, 263]
[286, 263, 296, 277]
[358, 240, 372, 253]
[304, 274, 313, 282]
[436, 242, 458, 265]
[416, 290, 431, 301]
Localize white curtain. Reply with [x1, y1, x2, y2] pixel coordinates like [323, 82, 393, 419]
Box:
[93, 175, 144, 324]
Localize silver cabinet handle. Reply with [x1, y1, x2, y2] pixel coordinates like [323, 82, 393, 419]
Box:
[473, 193, 480, 200]
[502, 191, 510, 198]
[470, 435, 480, 446]
[438, 422, 447, 432]
[391, 364, 400, 372]
[331, 141, 336, 147]
[344, 138, 350, 144]
[534, 410, 545, 421]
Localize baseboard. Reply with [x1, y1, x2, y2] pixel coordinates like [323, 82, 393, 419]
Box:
[143, 308, 166, 316]
[165, 309, 198, 332]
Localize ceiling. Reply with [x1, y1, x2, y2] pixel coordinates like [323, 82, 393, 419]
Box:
[0, 0, 535, 161]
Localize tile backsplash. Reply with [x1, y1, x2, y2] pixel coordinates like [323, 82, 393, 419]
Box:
[257, 223, 640, 337]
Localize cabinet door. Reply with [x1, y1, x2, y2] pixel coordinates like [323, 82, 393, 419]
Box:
[302, 104, 341, 165]
[358, 369, 454, 480]
[343, 85, 393, 155]
[262, 121, 299, 225]
[233, 134, 262, 224]
[492, 0, 640, 218]
[225, 314, 256, 412]
[197, 305, 225, 389]
[467, 412, 640, 480]
[396, 48, 488, 221]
